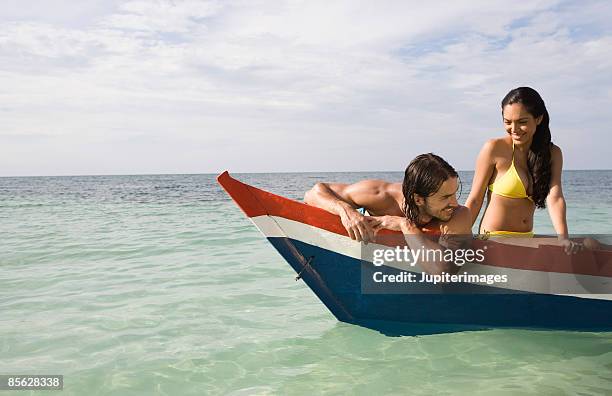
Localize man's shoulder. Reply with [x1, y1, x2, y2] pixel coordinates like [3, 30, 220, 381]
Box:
[347, 179, 400, 197]
[451, 205, 471, 222]
[347, 180, 403, 215]
[429, 205, 472, 234]
[351, 179, 398, 189]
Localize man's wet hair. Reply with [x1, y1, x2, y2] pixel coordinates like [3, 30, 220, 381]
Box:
[402, 153, 459, 225]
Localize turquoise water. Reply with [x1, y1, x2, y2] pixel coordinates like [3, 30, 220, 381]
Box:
[1, 172, 611, 395]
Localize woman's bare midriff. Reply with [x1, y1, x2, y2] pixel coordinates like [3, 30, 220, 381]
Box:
[480, 192, 535, 233]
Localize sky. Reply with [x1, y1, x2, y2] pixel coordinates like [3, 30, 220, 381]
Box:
[1, 0, 611, 176]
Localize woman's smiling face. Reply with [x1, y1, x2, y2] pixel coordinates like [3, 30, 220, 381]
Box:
[502, 102, 543, 145]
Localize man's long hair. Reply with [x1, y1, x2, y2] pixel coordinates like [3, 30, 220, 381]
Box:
[402, 153, 458, 225]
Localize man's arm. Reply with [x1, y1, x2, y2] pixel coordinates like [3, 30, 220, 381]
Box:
[405, 206, 471, 275]
[304, 180, 391, 242]
[439, 205, 473, 236]
[369, 206, 472, 275]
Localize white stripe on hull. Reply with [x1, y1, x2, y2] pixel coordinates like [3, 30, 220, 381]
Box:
[250, 215, 612, 301]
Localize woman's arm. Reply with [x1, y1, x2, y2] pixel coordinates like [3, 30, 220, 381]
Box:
[546, 145, 581, 254]
[546, 145, 569, 238]
[465, 140, 496, 226]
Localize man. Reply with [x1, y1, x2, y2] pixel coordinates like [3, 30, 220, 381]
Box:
[304, 153, 472, 275]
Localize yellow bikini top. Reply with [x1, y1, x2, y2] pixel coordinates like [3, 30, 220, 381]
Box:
[488, 142, 533, 201]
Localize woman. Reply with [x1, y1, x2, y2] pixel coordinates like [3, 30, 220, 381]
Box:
[465, 87, 582, 254]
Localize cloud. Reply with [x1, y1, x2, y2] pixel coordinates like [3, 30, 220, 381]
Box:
[0, 0, 611, 175]
[101, 0, 220, 33]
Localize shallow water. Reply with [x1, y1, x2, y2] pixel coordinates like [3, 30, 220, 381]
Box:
[1, 172, 611, 395]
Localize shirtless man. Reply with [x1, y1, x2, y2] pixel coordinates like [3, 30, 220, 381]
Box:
[304, 153, 472, 275]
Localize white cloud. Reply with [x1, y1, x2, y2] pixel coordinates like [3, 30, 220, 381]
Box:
[0, 0, 611, 175]
[102, 0, 220, 33]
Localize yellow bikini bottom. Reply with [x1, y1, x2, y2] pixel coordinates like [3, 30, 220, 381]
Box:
[480, 229, 534, 239]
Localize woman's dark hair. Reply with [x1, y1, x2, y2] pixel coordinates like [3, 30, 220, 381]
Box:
[501, 87, 552, 208]
[403, 153, 458, 225]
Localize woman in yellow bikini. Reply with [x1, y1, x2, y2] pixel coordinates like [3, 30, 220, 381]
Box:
[465, 87, 582, 254]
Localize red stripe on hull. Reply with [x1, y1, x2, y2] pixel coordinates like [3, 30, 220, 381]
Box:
[473, 239, 612, 277]
[218, 170, 354, 236]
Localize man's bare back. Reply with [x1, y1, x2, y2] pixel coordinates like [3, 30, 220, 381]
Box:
[303, 154, 473, 275]
[304, 178, 470, 243]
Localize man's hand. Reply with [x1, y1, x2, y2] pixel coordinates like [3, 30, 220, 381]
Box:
[366, 215, 412, 233]
[304, 179, 400, 243]
[340, 209, 375, 243]
[438, 231, 470, 250]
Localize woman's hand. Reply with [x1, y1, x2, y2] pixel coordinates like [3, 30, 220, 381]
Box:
[559, 237, 584, 255]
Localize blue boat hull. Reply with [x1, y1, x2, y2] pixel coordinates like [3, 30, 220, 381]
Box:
[269, 237, 612, 335]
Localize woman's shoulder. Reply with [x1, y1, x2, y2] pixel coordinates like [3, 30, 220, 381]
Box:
[483, 136, 511, 146]
[550, 142, 562, 154]
[550, 142, 562, 161]
[481, 136, 511, 156]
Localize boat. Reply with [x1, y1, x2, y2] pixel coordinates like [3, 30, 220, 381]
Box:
[217, 171, 612, 335]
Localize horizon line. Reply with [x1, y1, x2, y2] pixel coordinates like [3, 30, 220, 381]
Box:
[2, 169, 612, 178]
